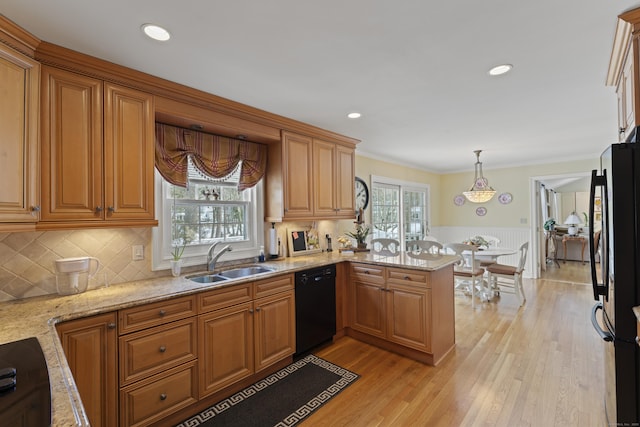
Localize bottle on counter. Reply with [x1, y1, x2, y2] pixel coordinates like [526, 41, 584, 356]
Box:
[258, 246, 265, 262]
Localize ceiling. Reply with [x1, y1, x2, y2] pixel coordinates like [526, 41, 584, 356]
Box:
[3, 1, 640, 173]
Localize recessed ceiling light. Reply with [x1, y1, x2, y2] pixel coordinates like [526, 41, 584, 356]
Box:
[347, 112, 362, 119]
[488, 64, 513, 76]
[141, 24, 171, 41]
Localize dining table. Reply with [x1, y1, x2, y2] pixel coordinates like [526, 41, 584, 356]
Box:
[473, 247, 517, 263]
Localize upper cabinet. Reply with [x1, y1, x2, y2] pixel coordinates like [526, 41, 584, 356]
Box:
[0, 42, 40, 229]
[39, 66, 156, 228]
[266, 131, 355, 221]
[608, 8, 640, 142]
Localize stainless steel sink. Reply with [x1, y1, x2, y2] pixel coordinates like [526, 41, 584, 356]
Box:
[186, 274, 229, 284]
[186, 265, 275, 283]
[218, 265, 275, 279]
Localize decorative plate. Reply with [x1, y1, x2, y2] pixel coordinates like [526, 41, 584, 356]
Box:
[498, 192, 513, 204]
[476, 207, 487, 216]
[454, 195, 465, 206]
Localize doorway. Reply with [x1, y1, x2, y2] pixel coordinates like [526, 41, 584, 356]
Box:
[529, 172, 592, 280]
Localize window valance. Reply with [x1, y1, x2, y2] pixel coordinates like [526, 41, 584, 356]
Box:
[155, 123, 267, 191]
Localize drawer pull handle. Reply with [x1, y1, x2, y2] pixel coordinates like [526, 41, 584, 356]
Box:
[159, 310, 166, 317]
[364, 270, 370, 274]
[159, 346, 166, 353]
[404, 276, 411, 280]
[160, 393, 167, 401]
[107, 323, 116, 330]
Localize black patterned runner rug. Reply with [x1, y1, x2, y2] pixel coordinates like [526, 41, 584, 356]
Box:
[175, 354, 359, 427]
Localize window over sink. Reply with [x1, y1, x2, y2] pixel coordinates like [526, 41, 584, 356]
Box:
[152, 160, 264, 271]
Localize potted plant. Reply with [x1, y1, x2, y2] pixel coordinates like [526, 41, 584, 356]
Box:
[345, 223, 371, 249]
[170, 242, 186, 277]
[462, 235, 489, 249]
[543, 218, 556, 231]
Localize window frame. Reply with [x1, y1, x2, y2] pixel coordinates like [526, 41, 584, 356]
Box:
[370, 175, 430, 250]
[152, 169, 264, 271]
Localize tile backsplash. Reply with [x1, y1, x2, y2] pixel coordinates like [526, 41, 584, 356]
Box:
[0, 228, 166, 302]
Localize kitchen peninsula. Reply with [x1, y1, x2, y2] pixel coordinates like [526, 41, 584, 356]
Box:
[0, 252, 456, 426]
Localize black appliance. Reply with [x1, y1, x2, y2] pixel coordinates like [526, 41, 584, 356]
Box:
[0, 337, 51, 426]
[294, 265, 336, 356]
[590, 142, 640, 425]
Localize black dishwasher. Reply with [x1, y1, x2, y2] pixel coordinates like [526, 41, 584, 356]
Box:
[294, 265, 336, 356]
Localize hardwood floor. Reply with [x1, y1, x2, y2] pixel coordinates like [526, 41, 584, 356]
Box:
[308, 262, 605, 426]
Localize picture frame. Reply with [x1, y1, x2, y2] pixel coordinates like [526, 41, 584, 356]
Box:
[287, 229, 322, 257]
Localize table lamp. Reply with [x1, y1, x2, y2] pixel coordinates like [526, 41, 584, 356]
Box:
[564, 212, 581, 236]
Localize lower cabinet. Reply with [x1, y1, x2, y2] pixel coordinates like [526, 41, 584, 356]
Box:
[198, 275, 295, 399]
[56, 312, 118, 427]
[348, 263, 454, 365]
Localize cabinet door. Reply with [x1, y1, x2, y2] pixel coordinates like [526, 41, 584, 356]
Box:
[41, 66, 103, 221]
[350, 280, 386, 338]
[0, 44, 39, 224]
[282, 131, 313, 218]
[57, 313, 118, 427]
[387, 284, 431, 352]
[313, 139, 336, 217]
[104, 83, 155, 220]
[198, 302, 253, 398]
[335, 144, 355, 217]
[254, 290, 295, 372]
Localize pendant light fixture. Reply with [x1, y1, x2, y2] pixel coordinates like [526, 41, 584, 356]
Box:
[463, 150, 496, 203]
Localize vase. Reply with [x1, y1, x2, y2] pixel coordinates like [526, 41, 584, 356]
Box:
[170, 259, 182, 277]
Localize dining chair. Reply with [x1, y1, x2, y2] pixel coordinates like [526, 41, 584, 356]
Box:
[407, 240, 443, 260]
[370, 238, 401, 256]
[443, 243, 486, 308]
[485, 241, 529, 306]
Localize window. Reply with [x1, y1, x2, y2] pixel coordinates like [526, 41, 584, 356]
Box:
[152, 162, 264, 270]
[371, 176, 429, 250]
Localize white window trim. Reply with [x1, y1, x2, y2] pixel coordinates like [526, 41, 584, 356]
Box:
[370, 175, 431, 247]
[151, 170, 265, 271]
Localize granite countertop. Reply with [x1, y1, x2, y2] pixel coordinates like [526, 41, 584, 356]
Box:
[0, 251, 457, 426]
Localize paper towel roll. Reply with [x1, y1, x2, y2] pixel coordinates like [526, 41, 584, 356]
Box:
[268, 228, 278, 256]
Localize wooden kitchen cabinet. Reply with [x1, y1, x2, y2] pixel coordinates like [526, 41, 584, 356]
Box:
[0, 42, 40, 229]
[266, 130, 356, 221]
[348, 263, 454, 365]
[39, 65, 156, 228]
[56, 312, 118, 427]
[117, 296, 198, 427]
[313, 139, 355, 218]
[198, 274, 295, 398]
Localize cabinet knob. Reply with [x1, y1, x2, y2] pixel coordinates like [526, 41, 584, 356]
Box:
[364, 270, 370, 274]
[159, 310, 166, 317]
[256, 307, 261, 312]
[160, 393, 167, 401]
[95, 206, 103, 213]
[404, 276, 411, 280]
[249, 309, 254, 314]
[31, 206, 40, 212]
[107, 322, 116, 330]
[159, 346, 166, 353]
[107, 206, 115, 213]
[620, 127, 626, 135]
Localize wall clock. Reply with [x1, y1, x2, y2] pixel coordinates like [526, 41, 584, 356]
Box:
[355, 177, 369, 210]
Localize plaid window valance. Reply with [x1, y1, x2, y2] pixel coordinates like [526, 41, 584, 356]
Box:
[155, 123, 267, 191]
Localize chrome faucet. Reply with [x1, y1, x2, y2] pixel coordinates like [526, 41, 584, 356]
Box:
[207, 242, 232, 271]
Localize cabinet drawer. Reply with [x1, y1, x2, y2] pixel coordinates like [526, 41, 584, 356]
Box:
[119, 296, 197, 334]
[119, 318, 197, 386]
[254, 273, 293, 298]
[351, 263, 386, 285]
[387, 268, 428, 287]
[119, 361, 198, 427]
[198, 282, 253, 313]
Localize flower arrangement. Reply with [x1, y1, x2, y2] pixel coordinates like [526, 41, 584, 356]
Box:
[462, 235, 489, 248]
[171, 241, 186, 261]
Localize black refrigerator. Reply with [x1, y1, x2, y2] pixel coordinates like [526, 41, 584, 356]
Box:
[590, 142, 640, 425]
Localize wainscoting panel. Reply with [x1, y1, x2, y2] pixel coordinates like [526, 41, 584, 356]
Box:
[431, 226, 532, 278]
